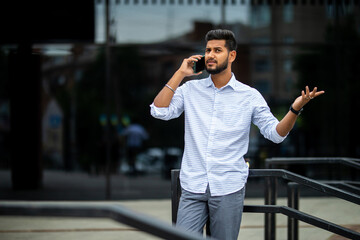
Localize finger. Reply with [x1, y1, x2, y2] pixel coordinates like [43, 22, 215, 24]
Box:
[186, 59, 194, 67]
[187, 57, 198, 63]
[305, 86, 310, 96]
[190, 55, 203, 61]
[309, 87, 317, 99]
[301, 90, 305, 98]
[311, 87, 317, 94]
[314, 90, 325, 97]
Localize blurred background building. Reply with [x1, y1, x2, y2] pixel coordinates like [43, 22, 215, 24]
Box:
[0, 0, 359, 199]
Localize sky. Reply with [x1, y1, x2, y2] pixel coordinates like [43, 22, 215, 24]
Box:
[95, 2, 250, 44]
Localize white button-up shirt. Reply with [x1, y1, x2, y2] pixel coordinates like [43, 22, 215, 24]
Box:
[150, 74, 286, 196]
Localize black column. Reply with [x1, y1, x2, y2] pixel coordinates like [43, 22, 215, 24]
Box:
[9, 45, 42, 190]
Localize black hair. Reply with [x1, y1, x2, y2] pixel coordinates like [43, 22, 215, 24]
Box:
[205, 29, 237, 52]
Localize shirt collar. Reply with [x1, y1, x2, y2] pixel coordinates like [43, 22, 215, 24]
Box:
[205, 73, 240, 91]
[204, 75, 214, 88]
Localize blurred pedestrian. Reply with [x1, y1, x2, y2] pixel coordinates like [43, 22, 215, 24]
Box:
[121, 120, 149, 176]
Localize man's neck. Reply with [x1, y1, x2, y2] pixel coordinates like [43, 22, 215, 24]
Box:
[211, 69, 232, 89]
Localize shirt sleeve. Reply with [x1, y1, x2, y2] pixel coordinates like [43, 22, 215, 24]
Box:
[251, 90, 287, 144]
[150, 84, 185, 121]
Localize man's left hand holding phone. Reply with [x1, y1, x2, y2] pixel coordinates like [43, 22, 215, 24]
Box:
[178, 55, 205, 77]
[153, 55, 205, 108]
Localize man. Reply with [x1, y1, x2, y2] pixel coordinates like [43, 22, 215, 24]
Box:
[121, 120, 149, 175]
[150, 29, 324, 239]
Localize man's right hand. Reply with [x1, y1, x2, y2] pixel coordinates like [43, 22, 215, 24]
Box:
[178, 55, 204, 77]
[153, 55, 203, 108]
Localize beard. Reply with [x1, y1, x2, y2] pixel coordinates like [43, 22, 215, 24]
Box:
[206, 58, 229, 75]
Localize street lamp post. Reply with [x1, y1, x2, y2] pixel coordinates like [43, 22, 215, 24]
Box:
[105, 0, 112, 200]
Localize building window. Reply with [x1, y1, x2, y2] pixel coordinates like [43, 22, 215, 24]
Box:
[286, 76, 293, 92]
[255, 59, 271, 73]
[283, 36, 294, 44]
[254, 79, 271, 95]
[251, 5, 271, 28]
[283, 59, 292, 72]
[251, 37, 271, 44]
[254, 48, 271, 56]
[283, 4, 294, 23]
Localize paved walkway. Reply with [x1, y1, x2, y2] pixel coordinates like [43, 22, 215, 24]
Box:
[0, 197, 359, 240]
[0, 170, 359, 239]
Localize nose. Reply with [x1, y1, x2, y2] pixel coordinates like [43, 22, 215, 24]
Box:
[206, 50, 215, 59]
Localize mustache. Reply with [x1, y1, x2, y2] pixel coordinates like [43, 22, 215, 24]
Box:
[206, 59, 217, 64]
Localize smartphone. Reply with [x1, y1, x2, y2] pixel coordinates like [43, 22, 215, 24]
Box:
[193, 56, 205, 73]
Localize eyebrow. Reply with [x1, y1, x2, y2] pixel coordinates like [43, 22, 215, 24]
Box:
[205, 46, 224, 50]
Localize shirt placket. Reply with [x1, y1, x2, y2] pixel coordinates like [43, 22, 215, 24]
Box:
[205, 88, 220, 190]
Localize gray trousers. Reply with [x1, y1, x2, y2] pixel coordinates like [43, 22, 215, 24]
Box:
[176, 185, 246, 240]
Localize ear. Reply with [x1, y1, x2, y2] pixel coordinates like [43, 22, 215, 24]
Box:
[229, 50, 237, 63]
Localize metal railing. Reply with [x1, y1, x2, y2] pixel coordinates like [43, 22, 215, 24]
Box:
[0, 202, 208, 240]
[251, 169, 360, 240]
[266, 157, 360, 170]
[265, 157, 360, 195]
[263, 157, 360, 239]
[320, 180, 360, 195]
[171, 169, 360, 240]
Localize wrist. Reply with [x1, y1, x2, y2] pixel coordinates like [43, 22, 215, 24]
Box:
[291, 102, 303, 111]
[175, 69, 189, 79]
[168, 70, 186, 86]
[289, 104, 303, 116]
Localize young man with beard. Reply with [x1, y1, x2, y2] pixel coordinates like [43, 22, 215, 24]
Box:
[150, 29, 324, 239]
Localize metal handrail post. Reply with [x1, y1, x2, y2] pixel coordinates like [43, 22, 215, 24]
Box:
[287, 182, 299, 240]
[265, 176, 277, 240]
[171, 169, 181, 224]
